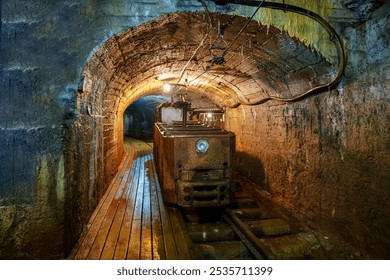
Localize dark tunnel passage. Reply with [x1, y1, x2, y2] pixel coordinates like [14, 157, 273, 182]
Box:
[123, 91, 222, 141]
[123, 95, 170, 141]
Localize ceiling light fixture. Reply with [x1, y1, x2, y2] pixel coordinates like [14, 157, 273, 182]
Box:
[163, 82, 173, 93]
[162, 82, 187, 93]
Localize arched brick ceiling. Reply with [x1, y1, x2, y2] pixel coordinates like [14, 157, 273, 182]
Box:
[82, 12, 334, 119]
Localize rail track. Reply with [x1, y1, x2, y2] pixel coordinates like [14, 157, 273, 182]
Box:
[177, 183, 327, 260]
[70, 138, 334, 260]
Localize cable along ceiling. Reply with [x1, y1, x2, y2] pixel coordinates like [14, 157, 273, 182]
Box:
[167, 0, 346, 108]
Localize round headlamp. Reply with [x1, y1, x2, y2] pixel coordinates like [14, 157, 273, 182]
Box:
[195, 139, 209, 153]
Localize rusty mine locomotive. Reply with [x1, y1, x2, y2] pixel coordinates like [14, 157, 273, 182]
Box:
[153, 100, 235, 208]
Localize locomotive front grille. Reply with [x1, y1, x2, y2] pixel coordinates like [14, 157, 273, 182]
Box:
[180, 170, 224, 181]
[176, 179, 230, 207]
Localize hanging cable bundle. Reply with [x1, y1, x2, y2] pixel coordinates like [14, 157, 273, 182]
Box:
[210, 0, 347, 107]
[174, 1, 346, 106]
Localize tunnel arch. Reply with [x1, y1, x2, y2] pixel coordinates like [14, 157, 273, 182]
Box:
[73, 11, 334, 218]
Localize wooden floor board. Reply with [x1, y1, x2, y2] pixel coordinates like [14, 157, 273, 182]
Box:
[140, 155, 153, 260]
[99, 157, 136, 259]
[113, 156, 141, 259]
[147, 155, 166, 260]
[87, 158, 131, 260]
[126, 151, 146, 259]
[69, 137, 191, 260]
[72, 156, 132, 260]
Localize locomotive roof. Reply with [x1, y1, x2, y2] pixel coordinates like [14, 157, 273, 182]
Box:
[155, 122, 234, 136]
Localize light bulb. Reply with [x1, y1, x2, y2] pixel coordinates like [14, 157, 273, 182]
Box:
[163, 83, 172, 92]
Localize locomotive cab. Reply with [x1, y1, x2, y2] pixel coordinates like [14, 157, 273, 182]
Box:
[153, 101, 235, 208]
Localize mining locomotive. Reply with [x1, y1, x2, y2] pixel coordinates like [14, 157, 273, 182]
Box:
[153, 100, 235, 208]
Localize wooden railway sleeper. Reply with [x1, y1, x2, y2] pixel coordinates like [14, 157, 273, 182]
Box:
[226, 197, 323, 260]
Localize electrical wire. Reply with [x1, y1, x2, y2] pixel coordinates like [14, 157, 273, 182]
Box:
[211, 0, 266, 65]
[176, 0, 213, 85]
[211, 0, 346, 107]
[174, 1, 346, 108]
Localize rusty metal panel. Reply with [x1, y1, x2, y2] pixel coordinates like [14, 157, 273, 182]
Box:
[154, 122, 235, 207]
[154, 125, 177, 204]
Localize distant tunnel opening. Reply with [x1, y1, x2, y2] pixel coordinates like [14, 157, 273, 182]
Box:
[123, 95, 170, 142]
[122, 92, 221, 142]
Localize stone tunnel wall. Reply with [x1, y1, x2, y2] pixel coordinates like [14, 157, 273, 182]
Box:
[226, 5, 390, 258]
[1, 0, 389, 259]
[0, 0, 222, 259]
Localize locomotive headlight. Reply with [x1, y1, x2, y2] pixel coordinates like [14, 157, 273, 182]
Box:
[195, 139, 209, 153]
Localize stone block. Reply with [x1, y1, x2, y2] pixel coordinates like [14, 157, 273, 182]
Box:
[247, 218, 291, 237]
[258, 233, 321, 259]
[230, 208, 269, 221]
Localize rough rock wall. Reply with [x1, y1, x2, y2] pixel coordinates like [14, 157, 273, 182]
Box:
[1, 1, 83, 258]
[226, 3, 390, 258]
[0, 0, 223, 259]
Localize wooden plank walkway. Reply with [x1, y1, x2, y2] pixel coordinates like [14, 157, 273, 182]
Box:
[68, 137, 192, 260]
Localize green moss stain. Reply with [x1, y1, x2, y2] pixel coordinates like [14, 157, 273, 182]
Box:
[0, 154, 68, 258]
[36, 155, 51, 218]
[234, 0, 338, 64]
[0, 206, 17, 237]
[56, 155, 66, 204]
[35, 154, 66, 217]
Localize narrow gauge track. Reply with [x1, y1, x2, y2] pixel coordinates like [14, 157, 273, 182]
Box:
[150, 134, 329, 260]
[178, 184, 327, 260]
